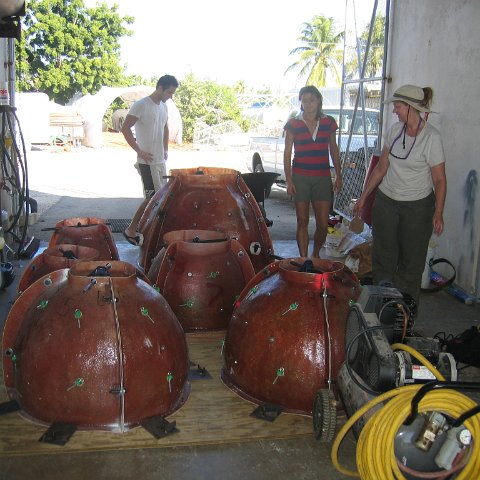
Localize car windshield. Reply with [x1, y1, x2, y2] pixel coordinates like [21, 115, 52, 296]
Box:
[325, 109, 379, 136]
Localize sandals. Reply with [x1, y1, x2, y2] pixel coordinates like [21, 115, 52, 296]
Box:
[122, 231, 144, 246]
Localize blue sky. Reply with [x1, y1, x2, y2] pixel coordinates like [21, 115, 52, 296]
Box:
[85, 0, 373, 90]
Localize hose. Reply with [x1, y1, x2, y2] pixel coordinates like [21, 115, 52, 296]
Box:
[391, 342, 444, 379]
[331, 345, 480, 479]
[1, 106, 30, 256]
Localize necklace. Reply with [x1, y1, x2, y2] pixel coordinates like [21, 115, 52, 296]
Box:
[389, 118, 423, 160]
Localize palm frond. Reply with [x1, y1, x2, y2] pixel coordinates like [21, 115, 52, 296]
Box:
[285, 15, 344, 87]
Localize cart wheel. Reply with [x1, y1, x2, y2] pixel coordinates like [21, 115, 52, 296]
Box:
[313, 389, 337, 442]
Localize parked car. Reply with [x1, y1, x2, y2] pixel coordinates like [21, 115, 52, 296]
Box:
[246, 107, 379, 191]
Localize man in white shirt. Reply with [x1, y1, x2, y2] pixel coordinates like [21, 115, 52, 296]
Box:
[121, 75, 179, 245]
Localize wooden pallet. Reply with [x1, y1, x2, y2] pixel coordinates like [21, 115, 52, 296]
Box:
[0, 332, 312, 456]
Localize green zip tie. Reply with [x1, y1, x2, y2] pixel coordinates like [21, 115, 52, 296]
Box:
[282, 302, 299, 315]
[37, 300, 48, 309]
[140, 307, 155, 324]
[273, 367, 285, 384]
[67, 377, 85, 391]
[166, 372, 173, 392]
[180, 299, 195, 308]
[74, 309, 82, 328]
[245, 286, 259, 300]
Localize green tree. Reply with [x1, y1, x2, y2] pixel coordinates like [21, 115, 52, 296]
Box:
[175, 74, 250, 143]
[16, 0, 134, 104]
[286, 16, 344, 87]
[345, 14, 385, 79]
[232, 80, 248, 95]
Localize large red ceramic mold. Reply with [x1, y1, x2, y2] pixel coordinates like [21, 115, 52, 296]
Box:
[2, 261, 190, 431]
[146, 229, 228, 284]
[153, 232, 255, 332]
[136, 167, 274, 274]
[17, 243, 100, 295]
[48, 217, 119, 261]
[221, 258, 361, 415]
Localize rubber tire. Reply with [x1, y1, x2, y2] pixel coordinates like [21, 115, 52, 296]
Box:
[313, 389, 337, 443]
[253, 163, 271, 199]
[254, 162, 264, 173]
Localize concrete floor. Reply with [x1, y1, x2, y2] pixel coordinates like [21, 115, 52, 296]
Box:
[0, 145, 478, 479]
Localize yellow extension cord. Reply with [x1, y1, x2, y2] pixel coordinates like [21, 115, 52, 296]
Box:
[331, 343, 480, 479]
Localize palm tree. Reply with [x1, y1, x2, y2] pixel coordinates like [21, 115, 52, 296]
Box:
[345, 14, 385, 79]
[285, 16, 344, 87]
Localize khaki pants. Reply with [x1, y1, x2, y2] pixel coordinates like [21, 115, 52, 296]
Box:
[371, 189, 435, 303]
[136, 162, 168, 198]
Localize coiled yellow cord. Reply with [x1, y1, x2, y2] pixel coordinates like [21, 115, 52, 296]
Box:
[391, 343, 445, 380]
[331, 344, 480, 479]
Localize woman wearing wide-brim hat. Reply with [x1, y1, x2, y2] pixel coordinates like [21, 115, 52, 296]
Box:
[354, 84, 447, 309]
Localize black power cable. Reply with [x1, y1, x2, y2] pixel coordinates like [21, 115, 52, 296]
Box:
[0, 104, 30, 257]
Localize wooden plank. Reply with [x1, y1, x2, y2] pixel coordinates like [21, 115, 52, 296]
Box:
[49, 112, 84, 127]
[0, 332, 312, 456]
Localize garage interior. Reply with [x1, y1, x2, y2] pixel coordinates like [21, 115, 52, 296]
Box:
[0, 1, 479, 479]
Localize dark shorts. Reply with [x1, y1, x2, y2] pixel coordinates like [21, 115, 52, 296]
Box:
[292, 174, 333, 202]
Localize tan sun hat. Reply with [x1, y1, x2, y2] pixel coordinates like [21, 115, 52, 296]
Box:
[385, 84, 431, 113]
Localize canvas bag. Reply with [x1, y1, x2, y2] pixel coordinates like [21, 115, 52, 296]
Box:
[344, 241, 372, 280]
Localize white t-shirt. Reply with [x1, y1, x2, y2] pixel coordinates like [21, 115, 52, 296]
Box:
[379, 121, 445, 201]
[128, 96, 168, 165]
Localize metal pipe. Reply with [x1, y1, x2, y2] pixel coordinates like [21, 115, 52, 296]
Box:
[378, 0, 392, 149]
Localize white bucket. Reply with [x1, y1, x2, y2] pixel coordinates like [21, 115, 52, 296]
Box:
[421, 240, 437, 288]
